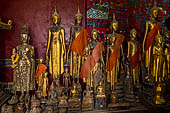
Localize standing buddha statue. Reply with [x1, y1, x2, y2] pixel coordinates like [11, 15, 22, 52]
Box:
[89, 23, 104, 88]
[127, 29, 140, 89]
[152, 31, 166, 104]
[68, 6, 83, 84]
[10, 25, 35, 102]
[106, 14, 124, 90]
[142, 0, 162, 76]
[46, 6, 66, 81]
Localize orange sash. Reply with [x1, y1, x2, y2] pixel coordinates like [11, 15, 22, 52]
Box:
[130, 51, 139, 69]
[145, 23, 161, 51]
[107, 34, 124, 72]
[81, 42, 104, 78]
[35, 64, 47, 81]
[71, 27, 90, 56]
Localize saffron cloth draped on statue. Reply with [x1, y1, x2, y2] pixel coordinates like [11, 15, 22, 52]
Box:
[81, 42, 104, 78]
[71, 27, 90, 56]
[35, 64, 47, 81]
[107, 34, 124, 72]
[145, 23, 161, 51]
[130, 51, 139, 69]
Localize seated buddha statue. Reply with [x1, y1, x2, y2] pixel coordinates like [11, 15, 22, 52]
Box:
[96, 82, 105, 98]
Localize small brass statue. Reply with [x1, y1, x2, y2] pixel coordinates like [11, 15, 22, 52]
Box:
[106, 14, 124, 90]
[127, 29, 140, 88]
[82, 85, 94, 111]
[152, 31, 166, 104]
[10, 25, 35, 103]
[96, 81, 105, 98]
[142, 0, 162, 76]
[63, 67, 70, 89]
[46, 6, 66, 81]
[41, 71, 49, 98]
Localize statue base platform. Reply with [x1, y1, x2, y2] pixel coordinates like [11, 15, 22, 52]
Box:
[68, 97, 81, 113]
[95, 97, 106, 110]
[108, 103, 129, 111]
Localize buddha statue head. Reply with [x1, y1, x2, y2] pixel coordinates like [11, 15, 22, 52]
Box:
[65, 67, 69, 74]
[110, 14, 118, 32]
[155, 30, 163, 44]
[20, 24, 30, 43]
[52, 5, 60, 25]
[91, 22, 98, 40]
[75, 6, 82, 25]
[130, 29, 137, 39]
[39, 57, 44, 64]
[150, 0, 163, 19]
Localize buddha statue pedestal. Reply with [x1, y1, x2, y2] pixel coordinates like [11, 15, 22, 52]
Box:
[153, 83, 166, 105]
[95, 82, 106, 110]
[58, 93, 68, 113]
[68, 97, 81, 113]
[108, 82, 129, 111]
[82, 86, 94, 111]
[30, 98, 41, 113]
[15, 103, 26, 113]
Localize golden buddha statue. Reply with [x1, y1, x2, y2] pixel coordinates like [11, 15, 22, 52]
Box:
[106, 14, 124, 90]
[68, 6, 83, 84]
[152, 31, 166, 104]
[10, 25, 35, 102]
[46, 6, 66, 80]
[164, 27, 170, 75]
[88, 22, 104, 88]
[142, 0, 162, 76]
[42, 71, 48, 98]
[70, 84, 79, 98]
[152, 31, 166, 82]
[127, 29, 140, 88]
[96, 82, 105, 98]
[63, 67, 70, 89]
[36, 57, 47, 91]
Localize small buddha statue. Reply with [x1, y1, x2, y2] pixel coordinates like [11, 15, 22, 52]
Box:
[70, 84, 78, 98]
[82, 85, 94, 111]
[41, 72, 49, 99]
[96, 82, 105, 98]
[152, 31, 166, 104]
[58, 91, 68, 108]
[63, 67, 70, 89]
[127, 29, 140, 89]
[36, 57, 47, 91]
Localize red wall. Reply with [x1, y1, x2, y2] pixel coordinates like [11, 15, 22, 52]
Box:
[0, 0, 85, 82]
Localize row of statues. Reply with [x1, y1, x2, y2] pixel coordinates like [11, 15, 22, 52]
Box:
[6, 1, 170, 112]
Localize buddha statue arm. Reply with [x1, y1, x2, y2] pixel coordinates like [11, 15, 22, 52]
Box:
[67, 27, 73, 62]
[60, 28, 66, 61]
[127, 41, 130, 60]
[46, 29, 51, 63]
[143, 21, 149, 53]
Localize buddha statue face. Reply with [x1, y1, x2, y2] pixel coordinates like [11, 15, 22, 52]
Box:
[65, 68, 69, 73]
[76, 16, 82, 25]
[52, 16, 60, 25]
[130, 29, 137, 39]
[92, 31, 98, 40]
[21, 33, 29, 43]
[112, 22, 118, 32]
[151, 9, 158, 19]
[39, 58, 44, 64]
